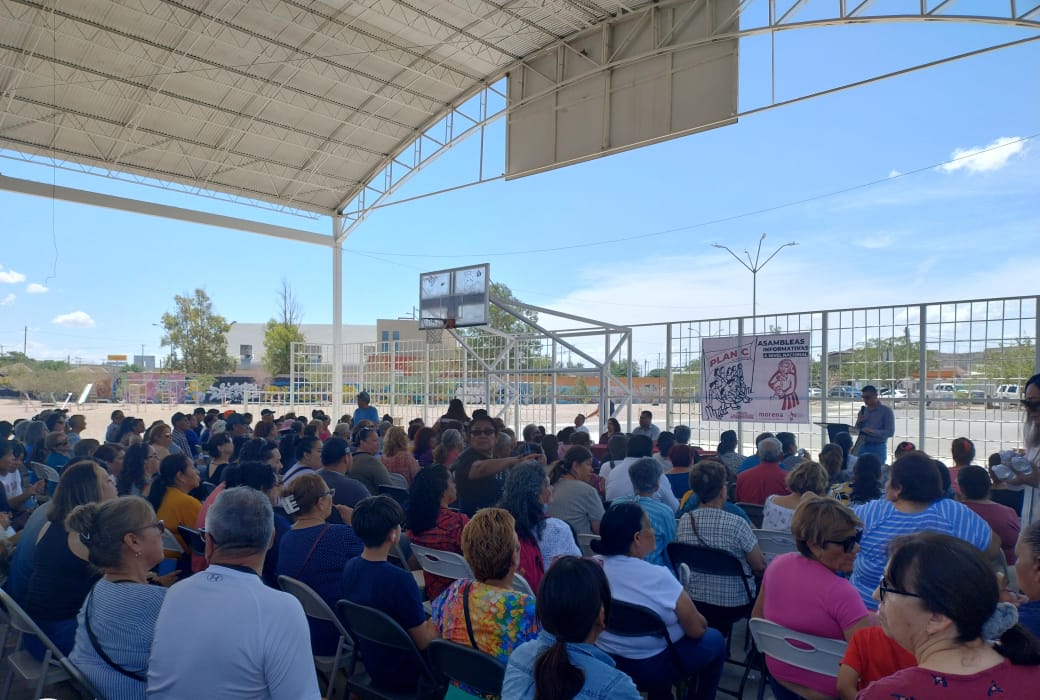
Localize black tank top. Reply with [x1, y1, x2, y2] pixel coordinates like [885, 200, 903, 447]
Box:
[25, 522, 99, 621]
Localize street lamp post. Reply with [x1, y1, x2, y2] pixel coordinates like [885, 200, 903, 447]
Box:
[712, 233, 797, 326]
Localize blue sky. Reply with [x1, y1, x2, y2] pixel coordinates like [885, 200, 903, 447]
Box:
[0, 18, 1038, 365]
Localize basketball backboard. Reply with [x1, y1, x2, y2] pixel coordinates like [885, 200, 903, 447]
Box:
[419, 263, 490, 329]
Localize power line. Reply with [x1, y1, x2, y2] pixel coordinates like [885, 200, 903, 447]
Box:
[346, 132, 1039, 259]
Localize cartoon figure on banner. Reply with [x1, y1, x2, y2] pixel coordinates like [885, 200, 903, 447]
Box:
[767, 359, 800, 411]
[705, 363, 752, 419]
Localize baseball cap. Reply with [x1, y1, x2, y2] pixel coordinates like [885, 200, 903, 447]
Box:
[357, 390, 371, 403]
[260, 409, 274, 416]
[225, 414, 246, 427]
[278, 419, 296, 433]
[321, 437, 351, 466]
[171, 412, 188, 424]
[895, 441, 916, 454]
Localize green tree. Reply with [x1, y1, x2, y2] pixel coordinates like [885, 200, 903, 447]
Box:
[610, 360, 641, 378]
[572, 376, 590, 400]
[263, 278, 305, 376]
[160, 289, 235, 374]
[828, 334, 935, 386]
[981, 338, 1036, 382]
[461, 282, 543, 365]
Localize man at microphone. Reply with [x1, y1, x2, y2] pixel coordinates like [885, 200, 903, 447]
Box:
[855, 385, 895, 464]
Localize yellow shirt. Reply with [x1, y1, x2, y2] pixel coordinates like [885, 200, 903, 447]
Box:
[157, 487, 202, 558]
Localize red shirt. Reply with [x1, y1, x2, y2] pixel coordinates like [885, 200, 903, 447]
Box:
[963, 500, 1021, 563]
[736, 461, 789, 505]
[842, 626, 916, 691]
[407, 508, 469, 601]
[859, 658, 1040, 699]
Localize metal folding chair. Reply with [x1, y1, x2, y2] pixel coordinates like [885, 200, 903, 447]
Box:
[278, 575, 353, 698]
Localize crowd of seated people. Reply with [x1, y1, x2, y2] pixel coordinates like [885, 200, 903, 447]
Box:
[1, 379, 1039, 698]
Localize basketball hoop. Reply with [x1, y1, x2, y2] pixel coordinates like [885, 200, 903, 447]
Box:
[423, 318, 455, 345]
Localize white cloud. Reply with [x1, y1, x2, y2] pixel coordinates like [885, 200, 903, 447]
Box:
[0, 266, 26, 284]
[26, 282, 48, 294]
[0, 293, 14, 306]
[940, 136, 1024, 174]
[887, 169, 902, 178]
[855, 234, 893, 250]
[52, 311, 95, 328]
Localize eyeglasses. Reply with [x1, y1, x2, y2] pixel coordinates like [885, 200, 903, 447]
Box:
[146, 453, 159, 461]
[824, 528, 863, 553]
[323, 489, 336, 498]
[469, 428, 496, 436]
[1021, 399, 1040, 412]
[133, 520, 165, 535]
[877, 575, 922, 602]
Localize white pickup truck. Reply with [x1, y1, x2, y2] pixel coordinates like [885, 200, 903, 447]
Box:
[993, 384, 1021, 407]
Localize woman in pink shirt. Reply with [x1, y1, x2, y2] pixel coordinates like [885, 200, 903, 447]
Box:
[752, 497, 872, 699]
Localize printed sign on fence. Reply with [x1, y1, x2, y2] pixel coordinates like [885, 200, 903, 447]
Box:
[701, 332, 811, 423]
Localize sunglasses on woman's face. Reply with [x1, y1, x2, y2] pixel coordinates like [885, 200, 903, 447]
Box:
[824, 528, 863, 553]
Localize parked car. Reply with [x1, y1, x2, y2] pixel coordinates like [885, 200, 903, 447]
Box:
[879, 388, 907, 399]
[828, 386, 862, 399]
[808, 387, 822, 398]
[994, 384, 1021, 407]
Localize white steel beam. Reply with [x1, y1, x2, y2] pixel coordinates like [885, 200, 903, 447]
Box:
[0, 173, 332, 247]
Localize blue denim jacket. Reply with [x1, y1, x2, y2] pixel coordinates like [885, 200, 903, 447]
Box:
[502, 631, 641, 700]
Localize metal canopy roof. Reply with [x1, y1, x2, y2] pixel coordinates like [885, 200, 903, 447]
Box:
[0, 0, 652, 216]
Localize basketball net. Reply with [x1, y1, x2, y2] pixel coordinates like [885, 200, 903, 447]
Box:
[424, 318, 455, 345]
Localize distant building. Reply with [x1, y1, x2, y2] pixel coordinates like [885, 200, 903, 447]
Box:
[225, 319, 444, 373]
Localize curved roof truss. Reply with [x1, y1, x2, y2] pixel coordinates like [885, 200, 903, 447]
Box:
[0, 0, 1036, 236]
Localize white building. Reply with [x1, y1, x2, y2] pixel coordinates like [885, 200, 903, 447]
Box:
[225, 319, 434, 373]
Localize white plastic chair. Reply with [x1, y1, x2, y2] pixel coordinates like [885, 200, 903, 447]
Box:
[576, 532, 600, 557]
[753, 529, 797, 564]
[512, 573, 535, 596]
[748, 617, 847, 684]
[388, 472, 408, 489]
[410, 543, 474, 581]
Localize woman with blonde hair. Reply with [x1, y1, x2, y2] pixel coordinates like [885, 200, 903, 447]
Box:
[381, 425, 420, 485]
[67, 497, 167, 699]
[145, 423, 174, 462]
[762, 461, 830, 532]
[753, 497, 872, 699]
[431, 508, 539, 666]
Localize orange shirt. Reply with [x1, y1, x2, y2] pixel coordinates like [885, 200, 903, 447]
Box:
[841, 625, 916, 689]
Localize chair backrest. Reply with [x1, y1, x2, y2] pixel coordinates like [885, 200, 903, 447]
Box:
[200, 481, 217, 497]
[577, 532, 600, 557]
[410, 543, 474, 581]
[512, 573, 535, 596]
[377, 484, 409, 509]
[736, 502, 764, 528]
[666, 541, 754, 605]
[748, 618, 847, 678]
[606, 599, 670, 640]
[278, 575, 343, 626]
[337, 599, 420, 651]
[0, 587, 85, 691]
[177, 525, 207, 556]
[388, 472, 409, 489]
[427, 639, 506, 698]
[753, 529, 797, 564]
[336, 599, 438, 690]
